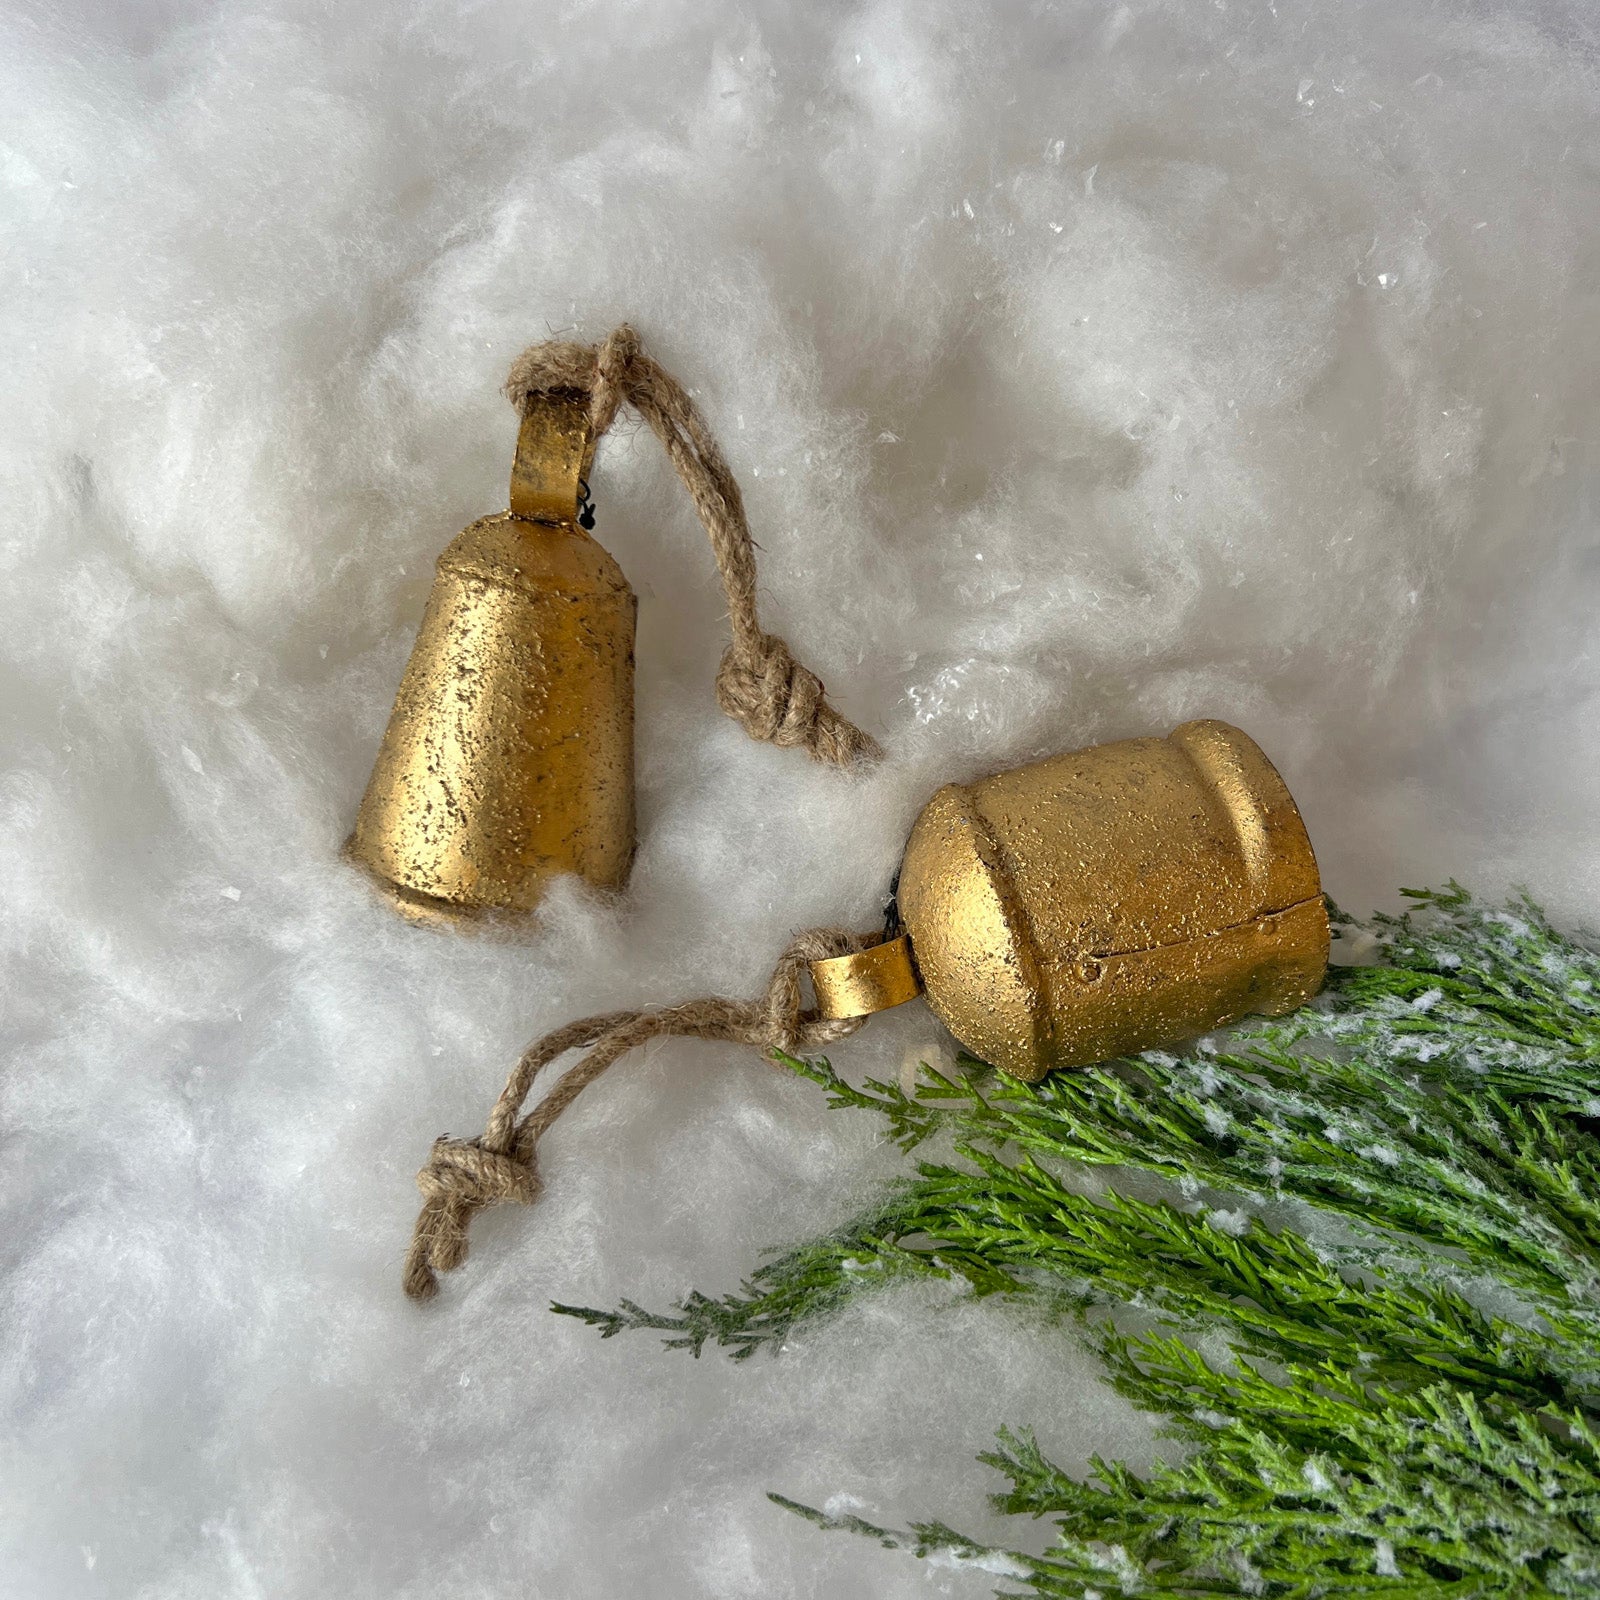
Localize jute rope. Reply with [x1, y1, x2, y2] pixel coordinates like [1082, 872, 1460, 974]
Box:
[504, 325, 880, 767]
[404, 927, 873, 1301]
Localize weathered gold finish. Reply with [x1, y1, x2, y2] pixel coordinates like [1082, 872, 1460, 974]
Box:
[893, 720, 1327, 1081]
[508, 387, 597, 523]
[811, 934, 923, 1020]
[348, 390, 636, 922]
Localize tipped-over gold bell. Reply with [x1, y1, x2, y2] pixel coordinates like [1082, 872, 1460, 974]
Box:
[810, 720, 1328, 1079]
[348, 391, 636, 924]
[395, 717, 1329, 1300]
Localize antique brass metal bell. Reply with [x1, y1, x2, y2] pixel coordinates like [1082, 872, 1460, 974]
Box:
[350, 326, 878, 927]
[348, 390, 636, 923]
[398, 717, 1329, 1299]
[810, 720, 1328, 1080]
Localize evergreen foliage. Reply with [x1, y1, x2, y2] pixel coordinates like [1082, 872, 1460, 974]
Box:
[555, 890, 1600, 1596]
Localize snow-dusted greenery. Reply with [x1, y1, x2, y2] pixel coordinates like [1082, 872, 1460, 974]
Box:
[557, 890, 1600, 1597]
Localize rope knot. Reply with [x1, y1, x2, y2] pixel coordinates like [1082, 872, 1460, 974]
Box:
[416, 1135, 543, 1209]
[716, 633, 825, 750]
[402, 1135, 542, 1301]
[500, 325, 643, 439]
[589, 324, 641, 436]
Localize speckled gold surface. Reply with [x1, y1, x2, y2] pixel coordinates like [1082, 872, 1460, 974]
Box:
[895, 720, 1328, 1080]
[508, 388, 597, 524]
[811, 934, 922, 1018]
[348, 392, 636, 921]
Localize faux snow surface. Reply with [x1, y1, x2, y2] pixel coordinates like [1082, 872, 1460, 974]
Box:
[6, 1, 1600, 1594]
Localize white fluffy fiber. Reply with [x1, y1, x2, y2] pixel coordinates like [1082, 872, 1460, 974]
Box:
[6, 1, 1600, 1593]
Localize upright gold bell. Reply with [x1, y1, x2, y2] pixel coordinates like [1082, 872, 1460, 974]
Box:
[348, 390, 636, 923]
[811, 721, 1328, 1079]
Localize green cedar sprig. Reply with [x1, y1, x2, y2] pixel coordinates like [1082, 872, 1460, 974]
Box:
[554, 889, 1600, 1597]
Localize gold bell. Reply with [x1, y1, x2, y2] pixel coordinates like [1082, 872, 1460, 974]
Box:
[349, 326, 878, 926]
[348, 390, 636, 923]
[398, 718, 1327, 1299]
[810, 720, 1328, 1079]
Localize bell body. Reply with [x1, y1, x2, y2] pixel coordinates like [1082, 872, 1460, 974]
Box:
[349, 391, 636, 922]
[894, 720, 1327, 1080]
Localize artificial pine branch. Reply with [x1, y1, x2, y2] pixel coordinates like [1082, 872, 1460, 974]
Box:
[554, 890, 1600, 1597]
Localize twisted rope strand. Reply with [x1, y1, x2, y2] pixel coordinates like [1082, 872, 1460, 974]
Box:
[503, 326, 880, 767]
[403, 927, 872, 1302]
